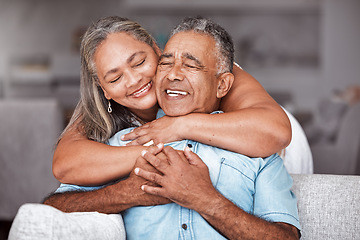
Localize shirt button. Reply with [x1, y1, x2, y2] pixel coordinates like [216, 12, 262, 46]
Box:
[187, 143, 193, 148]
[182, 224, 187, 230]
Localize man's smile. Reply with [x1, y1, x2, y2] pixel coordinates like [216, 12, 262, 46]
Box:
[165, 89, 189, 97]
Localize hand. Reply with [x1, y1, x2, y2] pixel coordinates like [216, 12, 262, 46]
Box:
[121, 116, 181, 146]
[123, 144, 171, 207]
[134, 144, 219, 212]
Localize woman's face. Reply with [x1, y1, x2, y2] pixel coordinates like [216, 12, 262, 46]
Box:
[94, 32, 159, 120]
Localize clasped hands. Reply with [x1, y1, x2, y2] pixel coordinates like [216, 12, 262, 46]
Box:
[131, 143, 218, 212]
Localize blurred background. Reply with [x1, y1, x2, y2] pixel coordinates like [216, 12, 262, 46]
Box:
[0, 0, 359, 238]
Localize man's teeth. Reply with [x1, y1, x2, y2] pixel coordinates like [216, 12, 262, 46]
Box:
[166, 90, 188, 96]
[133, 82, 151, 95]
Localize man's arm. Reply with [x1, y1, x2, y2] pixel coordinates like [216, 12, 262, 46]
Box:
[44, 152, 170, 214]
[196, 190, 299, 240]
[135, 145, 299, 240]
[44, 178, 138, 213]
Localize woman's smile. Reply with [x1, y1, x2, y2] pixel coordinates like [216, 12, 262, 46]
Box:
[129, 81, 153, 98]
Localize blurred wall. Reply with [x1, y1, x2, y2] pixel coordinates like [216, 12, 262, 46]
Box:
[0, 0, 126, 108]
[0, 0, 358, 114]
[322, 0, 360, 94]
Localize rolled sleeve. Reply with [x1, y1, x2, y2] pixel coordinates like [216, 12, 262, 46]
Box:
[55, 184, 105, 194]
[253, 154, 301, 230]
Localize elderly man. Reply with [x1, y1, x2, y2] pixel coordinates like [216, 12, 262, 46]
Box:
[108, 16, 300, 239]
[11, 17, 300, 240]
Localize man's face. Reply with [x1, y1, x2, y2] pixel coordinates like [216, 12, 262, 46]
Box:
[155, 31, 220, 116]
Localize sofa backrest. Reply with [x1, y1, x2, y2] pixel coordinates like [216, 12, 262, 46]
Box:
[291, 174, 360, 240]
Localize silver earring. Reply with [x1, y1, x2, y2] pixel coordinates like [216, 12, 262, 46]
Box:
[107, 101, 112, 113]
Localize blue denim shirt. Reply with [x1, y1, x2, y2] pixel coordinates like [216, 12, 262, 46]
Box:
[56, 110, 300, 239]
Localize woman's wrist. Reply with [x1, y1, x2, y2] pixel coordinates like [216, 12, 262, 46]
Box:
[175, 113, 197, 141]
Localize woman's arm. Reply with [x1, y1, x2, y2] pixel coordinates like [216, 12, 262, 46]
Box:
[183, 66, 291, 157]
[52, 125, 147, 186]
[123, 65, 291, 157]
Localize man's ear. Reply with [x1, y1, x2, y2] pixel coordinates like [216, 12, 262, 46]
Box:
[216, 72, 234, 99]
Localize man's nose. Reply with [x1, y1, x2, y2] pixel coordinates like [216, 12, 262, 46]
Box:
[167, 63, 184, 82]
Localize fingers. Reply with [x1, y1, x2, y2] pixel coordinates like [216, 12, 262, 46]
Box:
[126, 136, 153, 146]
[133, 143, 164, 169]
[140, 143, 170, 172]
[120, 129, 138, 141]
[123, 126, 159, 146]
[144, 143, 164, 155]
[184, 146, 204, 166]
[134, 168, 169, 199]
[141, 185, 167, 198]
[162, 146, 186, 165]
[134, 168, 165, 193]
[121, 125, 150, 142]
[176, 150, 189, 163]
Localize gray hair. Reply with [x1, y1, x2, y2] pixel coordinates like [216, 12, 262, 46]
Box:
[170, 16, 234, 75]
[61, 16, 157, 143]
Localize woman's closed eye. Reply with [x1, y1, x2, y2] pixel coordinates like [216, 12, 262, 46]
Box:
[133, 58, 145, 67]
[110, 75, 122, 83]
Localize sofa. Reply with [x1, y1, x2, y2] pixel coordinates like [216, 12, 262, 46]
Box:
[8, 173, 360, 240]
[291, 174, 359, 239]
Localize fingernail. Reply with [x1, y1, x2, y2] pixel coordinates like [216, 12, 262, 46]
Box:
[120, 135, 125, 140]
[157, 143, 163, 148]
[134, 168, 139, 175]
[141, 185, 145, 191]
[141, 150, 147, 157]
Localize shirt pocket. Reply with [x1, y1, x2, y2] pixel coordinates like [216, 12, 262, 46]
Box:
[214, 156, 257, 213]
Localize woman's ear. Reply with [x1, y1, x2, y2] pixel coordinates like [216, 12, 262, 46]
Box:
[216, 72, 234, 99]
[103, 91, 111, 100]
[99, 84, 111, 100]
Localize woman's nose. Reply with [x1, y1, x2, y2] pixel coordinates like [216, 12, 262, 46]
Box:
[125, 69, 142, 87]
